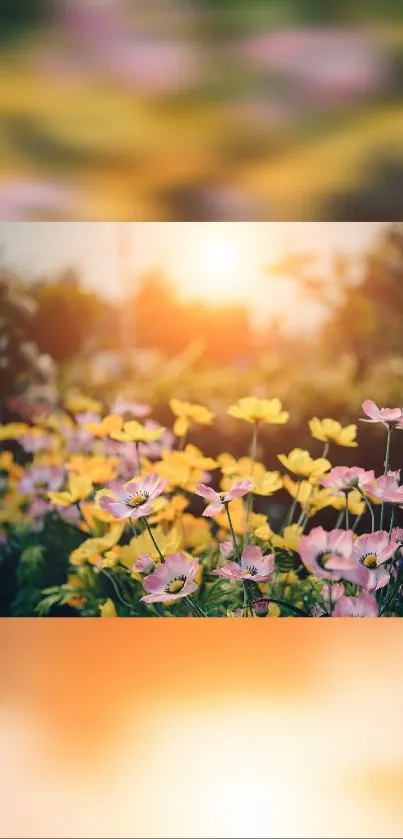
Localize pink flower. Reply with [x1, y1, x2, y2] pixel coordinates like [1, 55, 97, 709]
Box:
[325, 530, 398, 591]
[59, 505, 81, 524]
[361, 400, 402, 427]
[74, 412, 101, 425]
[320, 466, 375, 492]
[134, 554, 156, 574]
[299, 526, 365, 583]
[332, 592, 379, 617]
[110, 398, 150, 418]
[27, 498, 54, 519]
[196, 479, 253, 517]
[351, 531, 398, 591]
[213, 545, 275, 582]
[141, 553, 199, 604]
[20, 431, 52, 452]
[321, 582, 345, 603]
[253, 598, 270, 617]
[320, 466, 374, 493]
[98, 474, 167, 520]
[220, 540, 234, 559]
[363, 472, 403, 504]
[19, 465, 64, 495]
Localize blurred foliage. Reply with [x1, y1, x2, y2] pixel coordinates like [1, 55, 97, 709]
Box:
[1, 1, 403, 218]
[27, 269, 105, 362]
[0, 267, 56, 415]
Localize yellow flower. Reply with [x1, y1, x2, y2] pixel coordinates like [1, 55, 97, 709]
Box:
[148, 451, 205, 493]
[100, 598, 117, 617]
[0, 422, 28, 440]
[219, 455, 281, 496]
[48, 474, 93, 506]
[80, 500, 119, 530]
[180, 444, 218, 471]
[101, 547, 121, 568]
[84, 414, 123, 438]
[227, 397, 288, 425]
[66, 455, 118, 484]
[119, 525, 181, 569]
[253, 470, 283, 496]
[278, 570, 299, 585]
[111, 419, 165, 443]
[0, 451, 23, 481]
[309, 418, 358, 448]
[149, 494, 189, 524]
[278, 448, 331, 478]
[33, 451, 64, 467]
[36, 412, 74, 433]
[214, 498, 266, 536]
[329, 489, 365, 516]
[254, 522, 274, 541]
[64, 394, 103, 415]
[69, 523, 124, 566]
[283, 476, 333, 517]
[272, 524, 303, 552]
[0, 492, 26, 524]
[170, 398, 215, 437]
[267, 603, 281, 617]
[179, 513, 215, 553]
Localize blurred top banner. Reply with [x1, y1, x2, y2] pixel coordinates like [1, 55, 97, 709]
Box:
[0, 0, 403, 220]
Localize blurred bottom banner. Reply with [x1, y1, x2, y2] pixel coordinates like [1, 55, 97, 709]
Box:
[0, 619, 402, 838]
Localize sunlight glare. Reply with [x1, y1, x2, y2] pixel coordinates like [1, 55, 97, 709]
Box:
[203, 239, 238, 275]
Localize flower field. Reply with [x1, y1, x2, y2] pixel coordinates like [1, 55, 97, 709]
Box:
[2, 390, 403, 618]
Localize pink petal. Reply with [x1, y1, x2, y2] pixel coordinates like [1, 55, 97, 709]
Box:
[202, 502, 223, 517]
[196, 483, 220, 502]
[225, 479, 253, 501]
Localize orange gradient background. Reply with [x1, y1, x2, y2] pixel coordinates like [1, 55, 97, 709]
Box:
[1, 620, 403, 838]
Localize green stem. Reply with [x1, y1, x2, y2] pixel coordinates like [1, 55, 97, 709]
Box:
[283, 479, 302, 530]
[335, 510, 345, 529]
[244, 422, 259, 547]
[344, 492, 350, 530]
[100, 568, 136, 615]
[178, 431, 187, 452]
[225, 503, 242, 562]
[243, 581, 254, 617]
[358, 488, 375, 533]
[327, 582, 333, 617]
[143, 517, 165, 563]
[185, 596, 207, 618]
[135, 441, 141, 476]
[352, 511, 364, 533]
[389, 505, 396, 536]
[267, 598, 310, 617]
[381, 427, 392, 530]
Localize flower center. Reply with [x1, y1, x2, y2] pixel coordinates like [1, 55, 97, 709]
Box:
[34, 480, 48, 490]
[219, 493, 227, 503]
[362, 553, 377, 569]
[127, 493, 147, 508]
[317, 550, 340, 569]
[166, 576, 186, 594]
[246, 565, 258, 576]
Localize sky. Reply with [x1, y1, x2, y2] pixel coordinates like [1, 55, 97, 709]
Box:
[0, 221, 388, 330]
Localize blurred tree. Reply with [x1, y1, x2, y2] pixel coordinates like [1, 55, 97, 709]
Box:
[0, 267, 52, 417]
[316, 224, 403, 376]
[28, 268, 104, 362]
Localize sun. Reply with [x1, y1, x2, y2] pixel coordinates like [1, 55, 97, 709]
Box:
[202, 238, 238, 275]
